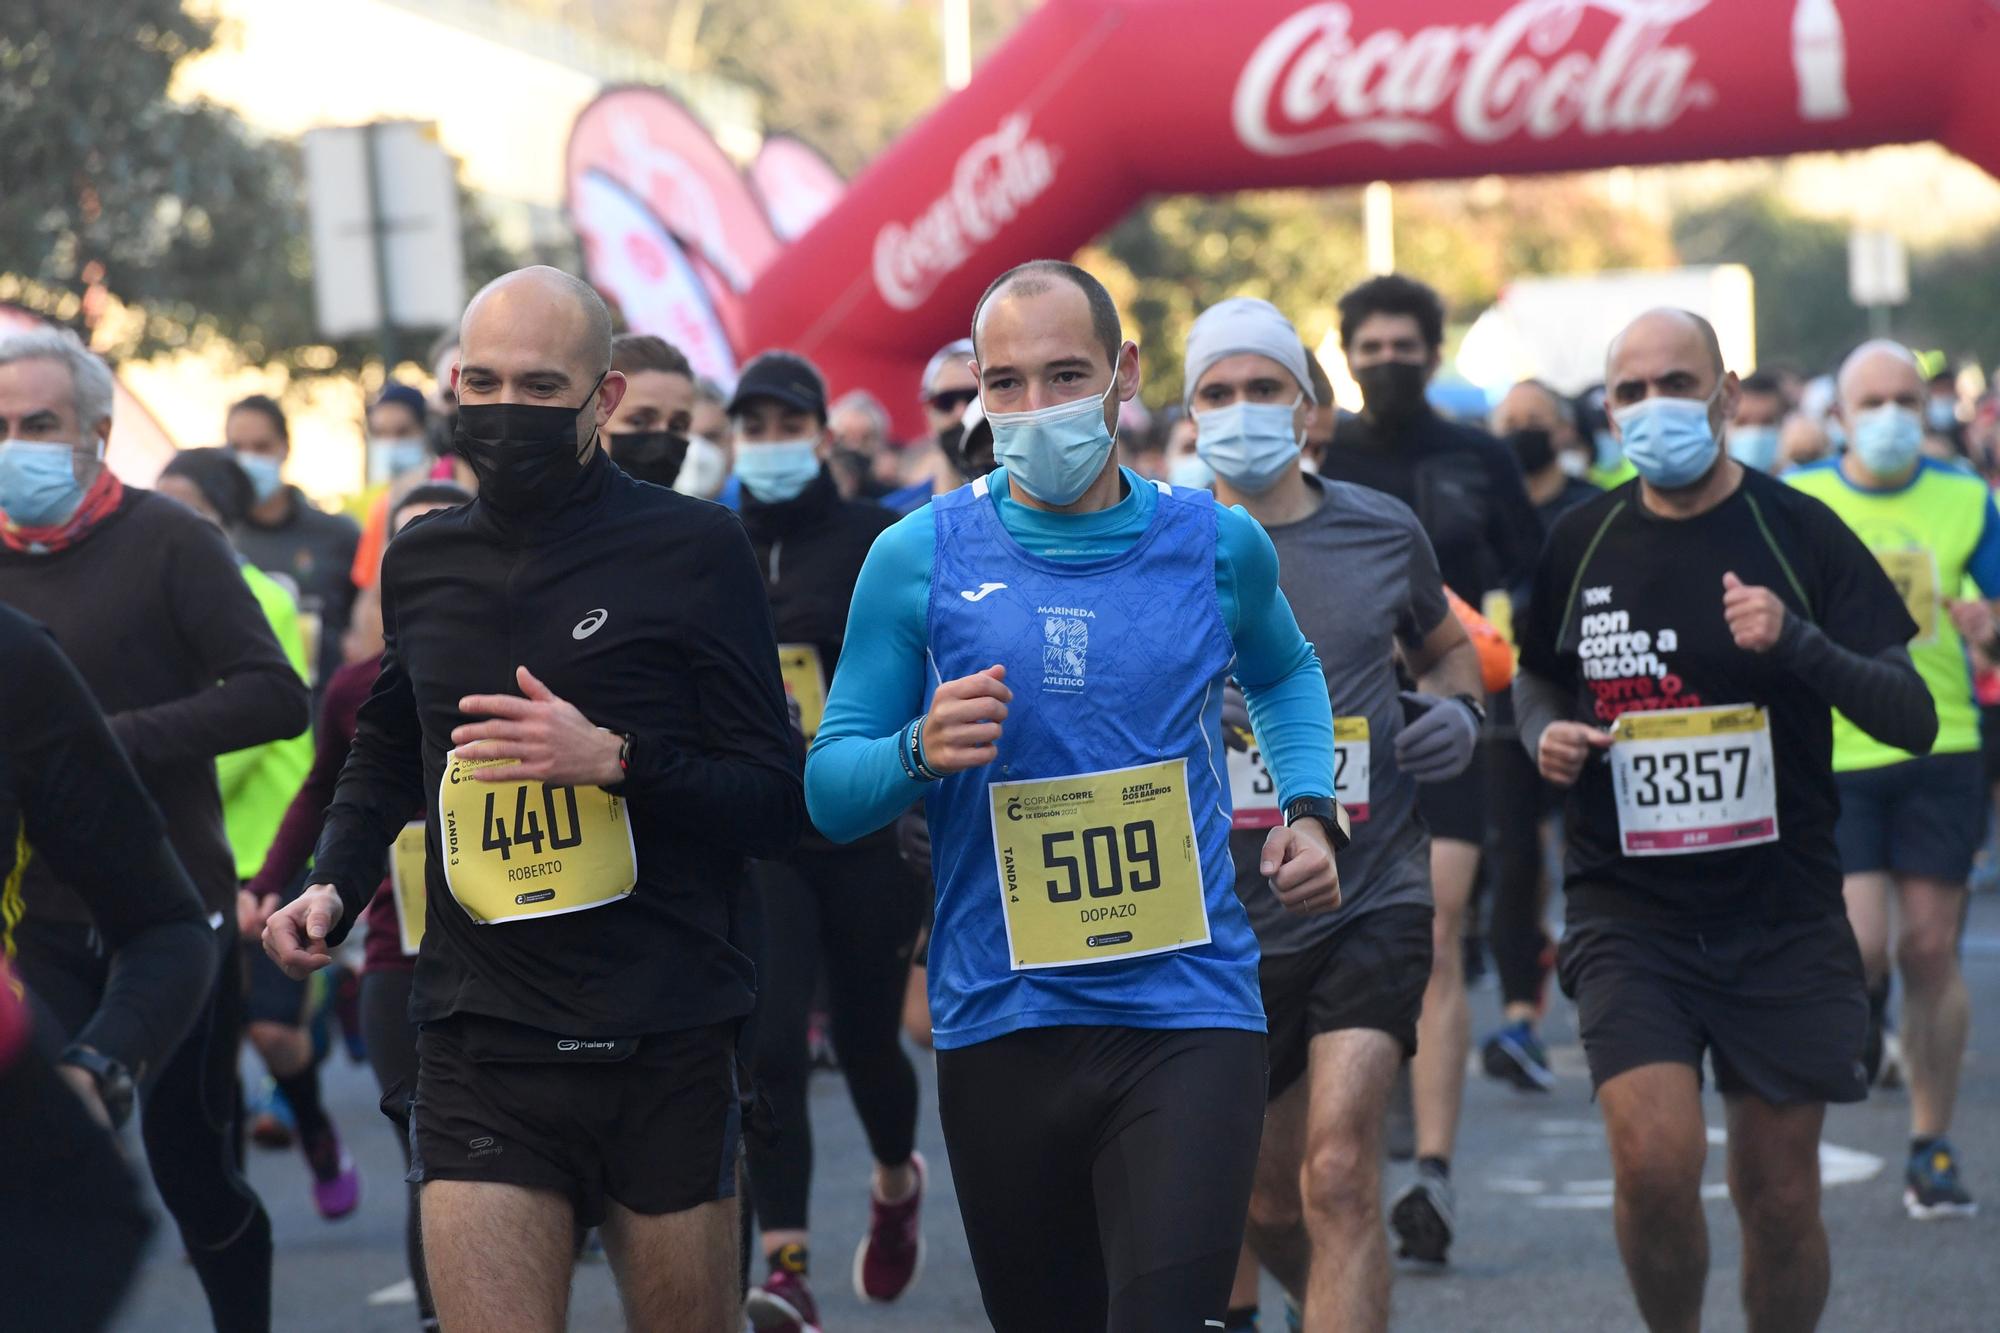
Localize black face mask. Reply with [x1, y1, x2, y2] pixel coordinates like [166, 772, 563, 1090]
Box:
[608, 430, 689, 489]
[454, 374, 604, 513]
[1505, 427, 1556, 475]
[1355, 361, 1431, 424]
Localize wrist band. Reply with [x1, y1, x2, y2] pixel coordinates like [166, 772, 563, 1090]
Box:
[904, 716, 944, 783]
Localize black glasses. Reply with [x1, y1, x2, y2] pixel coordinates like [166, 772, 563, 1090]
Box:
[928, 389, 979, 414]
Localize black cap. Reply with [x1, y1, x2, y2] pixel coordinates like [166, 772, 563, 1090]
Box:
[726, 351, 827, 421]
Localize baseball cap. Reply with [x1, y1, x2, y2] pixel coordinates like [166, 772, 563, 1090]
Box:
[726, 351, 828, 421]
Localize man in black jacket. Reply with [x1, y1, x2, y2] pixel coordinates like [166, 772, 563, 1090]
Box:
[727, 351, 927, 1331]
[266, 267, 802, 1333]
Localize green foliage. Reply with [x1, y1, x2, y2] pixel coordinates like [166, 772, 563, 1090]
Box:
[1673, 189, 1857, 373]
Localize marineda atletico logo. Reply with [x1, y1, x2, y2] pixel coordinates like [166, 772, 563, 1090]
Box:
[1232, 0, 1746, 155]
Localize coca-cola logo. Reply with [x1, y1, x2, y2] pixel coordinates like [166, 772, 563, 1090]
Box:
[873, 114, 1059, 312]
[1234, 0, 1716, 156]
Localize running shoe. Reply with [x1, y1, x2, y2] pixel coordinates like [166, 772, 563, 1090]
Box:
[1905, 1141, 1978, 1220]
[853, 1151, 925, 1302]
[745, 1268, 821, 1332]
[249, 1079, 295, 1150]
[1390, 1166, 1456, 1266]
[302, 1126, 361, 1220]
[1480, 1020, 1556, 1092]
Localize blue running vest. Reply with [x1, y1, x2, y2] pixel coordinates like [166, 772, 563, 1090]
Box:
[922, 476, 1264, 1049]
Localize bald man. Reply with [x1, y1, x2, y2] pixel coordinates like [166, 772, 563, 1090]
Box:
[1787, 340, 1995, 1220]
[1512, 309, 1936, 1332]
[265, 266, 804, 1332]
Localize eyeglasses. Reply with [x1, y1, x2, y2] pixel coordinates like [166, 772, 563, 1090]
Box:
[927, 389, 979, 414]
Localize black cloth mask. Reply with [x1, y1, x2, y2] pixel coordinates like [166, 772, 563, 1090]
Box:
[608, 430, 689, 489]
[1506, 428, 1556, 475]
[454, 374, 604, 513]
[1355, 361, 1431, 424]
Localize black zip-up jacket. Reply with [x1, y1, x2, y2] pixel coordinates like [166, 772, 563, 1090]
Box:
[740, 466, 896, 850]
[313, 451, 804, 1037]
[0, 604, 215, 1080]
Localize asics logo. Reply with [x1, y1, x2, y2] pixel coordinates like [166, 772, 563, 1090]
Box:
[960, 582, 1008, 602]
[572, 609, 609, 639]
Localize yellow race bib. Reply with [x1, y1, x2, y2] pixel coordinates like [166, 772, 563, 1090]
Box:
[1874, 548, 1939, 644]
[387, 821, 427, 955]
[778, 644, 829, 739]
[989, 759, 1210, 970]
[438, 752, 637, 923]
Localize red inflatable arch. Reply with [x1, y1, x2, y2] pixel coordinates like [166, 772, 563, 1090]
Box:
[734, 0, 2000, 438]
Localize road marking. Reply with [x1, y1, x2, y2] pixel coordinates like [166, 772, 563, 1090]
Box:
[1489, 1118, 1884, 1211]
[368, 1279, 416, 1306]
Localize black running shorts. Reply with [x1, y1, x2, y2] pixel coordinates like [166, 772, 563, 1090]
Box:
[1416, 741, 1487, 844]
[1260, 904, 1433, 1097]
[1558, 912, 1868, 1105]
[407, 1013, 740, 1227]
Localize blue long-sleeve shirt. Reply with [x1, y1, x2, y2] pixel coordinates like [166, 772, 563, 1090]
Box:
[806, 468, 1334, 839]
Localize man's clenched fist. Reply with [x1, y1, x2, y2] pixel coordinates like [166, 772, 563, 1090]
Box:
[920, 665, 1011, 775]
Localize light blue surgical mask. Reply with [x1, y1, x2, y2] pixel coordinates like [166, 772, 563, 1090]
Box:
[1592, 429, 1622, 473]
[733, 438, 823, 502]
[1613, 386, 1722, 490]
[1927, 397, 1958, 432]
[1727, 424, 1781, 473]
[1825, 416, 1848, 453]
[366, 436, 427, 486]
[1194, 397, 1303, 496]
[234, 450, 286, 504]
[0, 439, 90, 528]
[1851, 404, 1922, 478]
[985, 371, 1119, 507]
[1168, 455, 1215, 490]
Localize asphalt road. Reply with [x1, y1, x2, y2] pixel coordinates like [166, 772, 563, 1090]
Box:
[108, 892, 2000, 1331]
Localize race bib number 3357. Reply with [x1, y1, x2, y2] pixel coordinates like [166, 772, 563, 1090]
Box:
[1609, 705, 1778, 857]
[989, 759, 1211, 971]
[439, 752, 637, 923]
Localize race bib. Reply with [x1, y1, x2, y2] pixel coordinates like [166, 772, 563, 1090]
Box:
[778, 643, 829, 739]
[1874, 548, 1938, 644]
[438, 751, 637, 923]
[1609, 705, 1778, 857]
[1228, 717, 1370, 829]
[387, 821, 427, 956]
[989, 759, 1210, 970]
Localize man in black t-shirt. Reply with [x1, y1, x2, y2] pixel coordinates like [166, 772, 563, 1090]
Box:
[1320, 274, 1543, 1263]
[1514, 309, 1934, 1333]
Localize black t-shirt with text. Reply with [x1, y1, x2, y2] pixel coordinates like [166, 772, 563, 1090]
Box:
[1518, 468, 1915, 926]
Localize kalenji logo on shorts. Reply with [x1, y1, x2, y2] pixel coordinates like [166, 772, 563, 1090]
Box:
[1232, 0, 1720, 157]
[872, 115, 1058, 312]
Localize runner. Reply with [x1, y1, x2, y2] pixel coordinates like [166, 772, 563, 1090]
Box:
[0, 601, 220, 1332]
[1180, 298, 1482, 1333]
[1786, 338, 1991, 1218]
[263, 266, 802, 1333]
[248, 482, 470, 1332]
[225, 394, 361, 687]
[155, 448, 357, 1217]
[723, 349, 927, 1333]
[602, 333, 698, 489]
[805, 260, 1342, 1331]
[1478, 380, 1603, 1094]
[0, 324, 310, 1333]
[1514, 308, 1937, 1332]
[1319, 273, 1543, 1265]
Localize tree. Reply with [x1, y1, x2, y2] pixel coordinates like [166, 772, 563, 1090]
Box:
[1672, 188, 1856, 374]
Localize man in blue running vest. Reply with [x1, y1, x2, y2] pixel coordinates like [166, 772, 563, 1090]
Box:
[806, 260, 1342, 1331]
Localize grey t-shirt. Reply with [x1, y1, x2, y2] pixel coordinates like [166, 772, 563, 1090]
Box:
[1231, 476, 1449, 954]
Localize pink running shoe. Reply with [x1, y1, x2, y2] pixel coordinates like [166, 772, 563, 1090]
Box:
[745, 1267, 821, 1332]
[302, 1127, 361, 1221]
[853, 1151, 925, 1303]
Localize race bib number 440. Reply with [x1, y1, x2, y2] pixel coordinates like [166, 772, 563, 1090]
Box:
[1609, 705, 1778, 857]
[438, 751, 637, 923]
[1228, 717, 1370, 829]
[989, 759, 1211, 970]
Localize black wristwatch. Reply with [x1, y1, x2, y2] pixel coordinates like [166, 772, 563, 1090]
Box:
[1450, 692, 1488, 725]
[1285, 795, 1352, 853]
[60, 1045, 136, 1130]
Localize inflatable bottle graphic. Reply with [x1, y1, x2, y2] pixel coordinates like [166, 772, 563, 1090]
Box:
[1793, 0, 1851, 121]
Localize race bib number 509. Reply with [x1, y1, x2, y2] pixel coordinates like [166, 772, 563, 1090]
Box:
[989, 759, 1211, 970]
[1609, 705, 1778, 857]
[439, 751, 637, 923]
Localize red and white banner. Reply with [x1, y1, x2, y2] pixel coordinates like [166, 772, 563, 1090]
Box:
[737, 0, 1999, 437]
[749, 136, 849, 242]
[572, 170, 740, 388]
